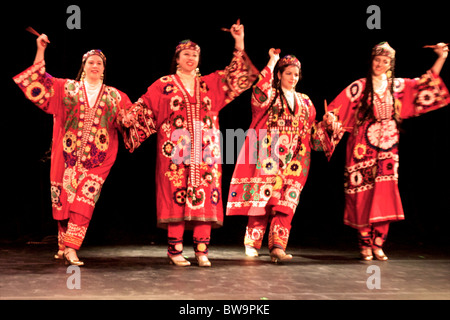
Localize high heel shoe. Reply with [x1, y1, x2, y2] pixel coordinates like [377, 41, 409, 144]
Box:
[196, 254, 211, 267]
[245, 245, 259, 257]
[168, 254, 191, 267]
[360, 247, 373, 261]
[270, 248, 293, 263]
[373, 248, 388, 261]
[64, 251, 84, 266]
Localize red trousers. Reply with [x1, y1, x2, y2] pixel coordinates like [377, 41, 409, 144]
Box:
[244, 211, 293, 251]
[57, 212, 90, 250]
[357, 221, 390, 249]
[167, 221, 211, 256]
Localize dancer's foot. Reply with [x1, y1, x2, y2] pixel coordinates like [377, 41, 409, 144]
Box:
[360, 247, 373, 261]
[245, 245, 259, 257]
[270, 248, 293, 263]
[196, 254, 211, 267]
[373, 248, 388, 261]
[64, 248, 84, 266]
[168, 254, 191, 267]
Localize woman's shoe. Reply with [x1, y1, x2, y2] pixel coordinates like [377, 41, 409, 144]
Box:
[168, 254, 191, 267]
[64, 249, 84, 266]
[373, 248, 388, 261]
[360, 247, 373, 261]
[270, 248, 293, 263]
[54, 250, 64, 260]
[196, 254, 211, 267]
[245, 245, 259, 257]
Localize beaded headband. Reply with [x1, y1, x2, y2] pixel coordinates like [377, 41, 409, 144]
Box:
[176, 40, 201, 54]
[278, 55, 301, 69]
[372, 42, 395, 59]
[82, 49, 107, 64]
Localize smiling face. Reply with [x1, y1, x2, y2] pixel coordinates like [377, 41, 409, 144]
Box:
[83, 55, 105, 82]
[372, 55, 391, 77]
[176, 49, 199, 74]
[278, 65, 300, 91]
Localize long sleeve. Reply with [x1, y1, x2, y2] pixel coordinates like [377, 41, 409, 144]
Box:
[13, 60, 66, 116]
[204, 49, 259, 112]
[397, 71, 450, 119]
[250, 66, 276, 119]
[293, 94, 343, 160]
[311, 119, 344, 160]
[117, 83, 159, 153]
[118, 49, 257, 153]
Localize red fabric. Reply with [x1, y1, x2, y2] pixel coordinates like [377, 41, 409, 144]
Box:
[120, 51, 258, 230]
[327, 72, 450, 229]
[245, 211, 293, 251]
[168, 221, 212, 255]
[13, 61, 132, 222]
[358, 221, 390, 249]
[57, 212, 90, 250]
[227, 66, 340, 217]
[168, 221, 212, 240]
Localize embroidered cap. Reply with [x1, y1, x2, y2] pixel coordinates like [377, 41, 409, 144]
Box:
[176, 39, 201, 54]
[82, 49, 107, 64]
[278, 55, 301, 69]
[372, 42, 396, 59]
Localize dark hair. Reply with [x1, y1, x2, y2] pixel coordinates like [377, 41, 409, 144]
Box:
[272, 63, 302, 89]
[356, 55, 400, 127]
[268, 62, 302, 114]
[75, 57, 107, 82]
[170, 51, 201, 74]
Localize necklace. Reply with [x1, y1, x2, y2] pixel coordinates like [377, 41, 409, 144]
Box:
[176, 70, 196, 95]
[171, 74, 202, 187]
[83, 80, 102, 108]
[282, 88, 296, 114]
[373, 73, 388, 96]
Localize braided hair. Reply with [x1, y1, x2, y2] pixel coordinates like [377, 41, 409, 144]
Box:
[270, 63, 302, 114]
[356, 55, 401, 127]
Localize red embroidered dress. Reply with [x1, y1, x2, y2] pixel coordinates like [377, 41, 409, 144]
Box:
[327, 71, 450, 228]
[226, 66, 340, 218]
[120, 50, 257, 229]
[13, 61, 131, 245]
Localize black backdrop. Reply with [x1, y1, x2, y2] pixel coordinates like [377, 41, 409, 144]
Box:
[2, 1, 449, 248]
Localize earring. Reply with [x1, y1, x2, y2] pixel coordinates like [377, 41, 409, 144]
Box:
[196, 67, 201, 78]
[81, 71, 86, 81]
[386, 70, 392, 78]
[101, 74, 104, 81]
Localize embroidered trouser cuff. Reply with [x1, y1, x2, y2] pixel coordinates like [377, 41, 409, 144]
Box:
[244, 211, 292, 251]
[167, 221, 212, 256]
[57, 212, 90, 250]
[358, 222, 390, 249]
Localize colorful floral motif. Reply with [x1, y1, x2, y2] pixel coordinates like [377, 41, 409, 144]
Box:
[14, 60, 131, 221]
[227, 66, 340, 217]
[326, 71, 450, 228]
[119, 50, 257, 228]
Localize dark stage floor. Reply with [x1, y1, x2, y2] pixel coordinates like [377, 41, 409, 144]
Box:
[1, 242, 449, 301]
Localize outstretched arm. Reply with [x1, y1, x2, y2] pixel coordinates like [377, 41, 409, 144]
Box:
[267, 48, 280, 71]
[229, 19, 245, 51]
[34, 34, 50, 64]
[430, 42, 448, 76]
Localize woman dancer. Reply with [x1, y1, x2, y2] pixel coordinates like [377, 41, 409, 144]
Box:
[325, 42, 449, 260]
[13, 34, 132, 266]
[226, 49, 342, 262]
[119, 21, 257, 267]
